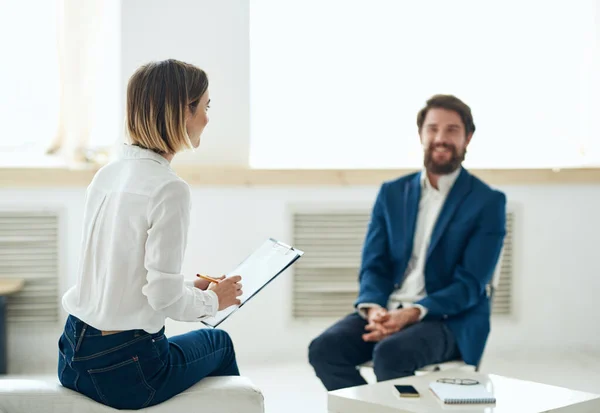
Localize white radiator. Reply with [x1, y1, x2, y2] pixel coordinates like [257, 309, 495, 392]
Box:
[491, 211, 514, 315]
[292, 209, 515, 318]
[0, 211, 60, 323]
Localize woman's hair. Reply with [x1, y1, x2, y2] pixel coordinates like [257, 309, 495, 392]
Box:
[126, 59, 208, 154]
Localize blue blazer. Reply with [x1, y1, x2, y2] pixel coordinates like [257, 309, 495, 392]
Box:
[355, 168, 506, 366]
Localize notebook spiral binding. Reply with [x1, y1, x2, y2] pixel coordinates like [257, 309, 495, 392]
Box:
[446, 398, 496, 404]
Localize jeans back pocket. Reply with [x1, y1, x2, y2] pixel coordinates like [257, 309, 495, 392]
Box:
[88, 356, 155, 409]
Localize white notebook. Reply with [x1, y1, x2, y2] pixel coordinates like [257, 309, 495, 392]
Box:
[429, 382, 496, 404]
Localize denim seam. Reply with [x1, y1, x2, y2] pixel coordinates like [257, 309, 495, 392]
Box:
[64, 332, 75, 351]
[151, 342, 165, 368]
[89, 368, 110, 405]
[171, 346, 232, 368]
[82, 330, 148, 338]
[135, 358, 156, 408]
[84, 330, 148, 338]
[73, 334, 151, 362]
[58, 354, 66, 382]
[87, 357, 137, 374]
[73, 370, 80, 392]
[83, 332, 105, 337]
[67, 317, 77, 331]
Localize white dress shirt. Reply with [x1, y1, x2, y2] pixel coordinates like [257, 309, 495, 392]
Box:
[62, 145, 218, 333]
[358, 168, 460, 320]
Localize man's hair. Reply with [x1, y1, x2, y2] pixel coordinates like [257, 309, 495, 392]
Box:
[416, 94, 476, 136]
[126, 59, 209, 154]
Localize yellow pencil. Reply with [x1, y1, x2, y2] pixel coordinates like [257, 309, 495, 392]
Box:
[196, 273, 220, 284]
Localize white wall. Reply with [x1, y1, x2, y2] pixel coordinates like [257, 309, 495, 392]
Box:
[249, 1, 600, 170]
[120, 0, 249, 165]
[2, 184, 600, 373]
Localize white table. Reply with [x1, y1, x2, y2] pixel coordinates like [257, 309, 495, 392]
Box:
[328, 369, 600, 413]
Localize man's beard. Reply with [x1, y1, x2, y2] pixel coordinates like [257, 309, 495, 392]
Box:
[424, 143, 465, 175]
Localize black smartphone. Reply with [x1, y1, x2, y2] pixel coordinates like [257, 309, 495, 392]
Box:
[394, 384, 420, 398]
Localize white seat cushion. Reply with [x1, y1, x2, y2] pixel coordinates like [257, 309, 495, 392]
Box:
[0, 375, 264, 413]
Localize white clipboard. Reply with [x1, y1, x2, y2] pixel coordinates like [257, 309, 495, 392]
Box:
[201, 238, 304, 328]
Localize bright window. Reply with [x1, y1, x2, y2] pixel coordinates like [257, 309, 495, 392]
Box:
[0, 0, 120, 166]
[250, 0, 599, 169]
[0, 1, 60, 157]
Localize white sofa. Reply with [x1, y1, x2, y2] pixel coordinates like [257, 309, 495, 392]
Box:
[0, 376, 264, 413]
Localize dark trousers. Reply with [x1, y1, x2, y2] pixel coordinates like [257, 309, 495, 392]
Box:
[308, 313, 460, 391]
[58, 315, 239, 410]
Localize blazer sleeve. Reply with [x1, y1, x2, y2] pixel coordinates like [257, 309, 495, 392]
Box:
[416, 190, 507, 317]
[355, 183, 395, 307]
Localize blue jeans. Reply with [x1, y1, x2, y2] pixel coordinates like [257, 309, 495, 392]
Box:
[58, 315, 239, 410]
[308, 313, 460, 391]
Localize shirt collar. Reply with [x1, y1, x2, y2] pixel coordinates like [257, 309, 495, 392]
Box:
[120, 144, 171, 168]
[420, 167, 461, 195]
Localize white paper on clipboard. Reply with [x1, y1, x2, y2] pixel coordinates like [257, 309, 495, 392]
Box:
[201, 238, 304, 328]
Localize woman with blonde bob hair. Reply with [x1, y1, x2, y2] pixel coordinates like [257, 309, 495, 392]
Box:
[58, 59, 243, 410]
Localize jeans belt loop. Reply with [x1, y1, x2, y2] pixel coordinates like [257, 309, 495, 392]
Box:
[75, 324, 87, 352]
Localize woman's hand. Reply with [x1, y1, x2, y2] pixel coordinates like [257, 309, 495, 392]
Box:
[208, 275, 243, 310]
[194, 275, 225, 290]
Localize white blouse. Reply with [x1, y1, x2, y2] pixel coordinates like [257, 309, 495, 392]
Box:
[62, 144, 218, 333]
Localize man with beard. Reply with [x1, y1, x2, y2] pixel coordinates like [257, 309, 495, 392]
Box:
[308, 95, 507, 391]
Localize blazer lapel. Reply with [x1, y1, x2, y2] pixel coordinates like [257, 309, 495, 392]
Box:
[426, 168, 473, 259]
[403, 173, 421, 262]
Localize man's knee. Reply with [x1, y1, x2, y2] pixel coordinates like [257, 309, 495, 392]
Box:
[372, 339, 416, 373]
[309, 314, 368, 368]
[372, 339, 394, 364]
[308, 333, 329, 366]
[308, 331, 340, 367]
